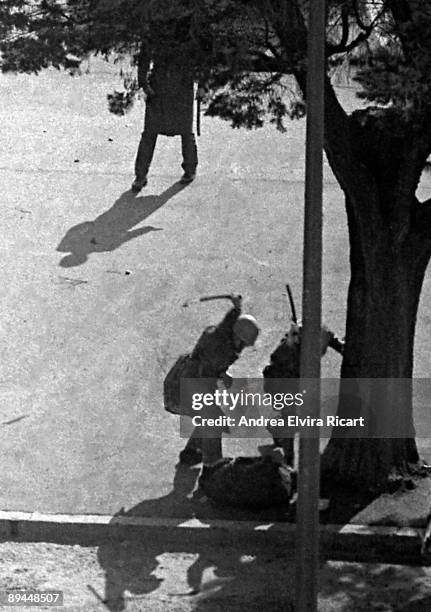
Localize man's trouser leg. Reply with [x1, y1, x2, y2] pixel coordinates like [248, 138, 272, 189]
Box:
[135, 130, 158, 180]
[180, 426, 223, 465]
[183, 403, 223, 465]
[182, 428, 202, 453]
[201, 435, 222, 465]
[200, 404, 224, 465]
[179, 428, 203, 465]
[181, 133, 198, 175]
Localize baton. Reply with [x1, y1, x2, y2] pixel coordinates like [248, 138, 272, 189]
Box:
[196, 97, 201, 137]
[182, 293, 241, 307]
[285, 283, 344, 354]
[200, 294, 237, 303]
[286, 284, 297, 324]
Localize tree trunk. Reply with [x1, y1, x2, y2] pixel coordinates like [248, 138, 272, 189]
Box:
[322, 189, 430, 491]
[291, 73, 431, 492]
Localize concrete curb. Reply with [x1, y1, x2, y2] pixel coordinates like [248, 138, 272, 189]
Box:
[0, 511, 427, 564]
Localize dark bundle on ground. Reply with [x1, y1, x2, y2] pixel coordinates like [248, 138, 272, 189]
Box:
[198, 455, 294, 509]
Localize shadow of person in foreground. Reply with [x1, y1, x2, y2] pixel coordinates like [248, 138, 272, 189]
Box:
[57, 182, 185, 267]
[92, 457, 427, 612]
[96, 464, 201, 611]
[95, 461, 295, 611]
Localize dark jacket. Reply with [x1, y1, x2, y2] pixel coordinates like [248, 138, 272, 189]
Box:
[138, 45, 194, 136]
[191, 307, 241, 377]
[163, 307, 241, 416]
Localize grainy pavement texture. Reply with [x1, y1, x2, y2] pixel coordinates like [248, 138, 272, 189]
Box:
[1, 61, 431, 611]
[1, 540, 431, 611]
[1, 62, 430, 516]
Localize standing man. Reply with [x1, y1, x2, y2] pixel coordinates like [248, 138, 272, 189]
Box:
[164, 295, 260, 467]
[132, 40, 199, 192]
[263, 322, 343, 466]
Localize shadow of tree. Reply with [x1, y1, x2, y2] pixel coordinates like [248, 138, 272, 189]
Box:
[57, 182, 185, 267]
[319, 486, 379, 526]
[319, 561, 431, 611]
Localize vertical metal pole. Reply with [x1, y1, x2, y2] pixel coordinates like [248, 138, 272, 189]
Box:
[295, 1, 326, 611]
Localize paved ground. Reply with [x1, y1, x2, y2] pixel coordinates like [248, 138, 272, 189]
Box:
[1, 62, 431, 522]
[0, 539, 431, 611]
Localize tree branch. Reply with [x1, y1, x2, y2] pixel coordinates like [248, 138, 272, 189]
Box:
[282, 1, 378, 212]
[327, 30, 370, 57]
[329, 4, 350, 53]
[40, 0, 80, 25]
[353, 0, 372, 32]
[327, 1, 386, 57]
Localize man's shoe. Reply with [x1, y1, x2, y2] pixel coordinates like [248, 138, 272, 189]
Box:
[131, 177, 148, 193]
[180, 172, 196, 185]
[178, 447, 203, 466]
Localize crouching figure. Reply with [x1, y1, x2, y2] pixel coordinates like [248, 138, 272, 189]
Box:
[198, 446, 295, 509]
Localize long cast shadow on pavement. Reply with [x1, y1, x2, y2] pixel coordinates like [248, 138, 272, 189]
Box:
[96, 467, 431, 610]
[96, 540, 431, 612]
[96, 465, 293, 611]
[95, 466, 431, 611]
[57, 182, 185, 267]
[115, 465, 290, 524]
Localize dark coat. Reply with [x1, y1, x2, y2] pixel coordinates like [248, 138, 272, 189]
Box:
[163, 307, 241, 416]
[199, 456, 294, 509]
[145, 64, 194, 136]
[139, 48, 195, 136]
[191, 307, 241, 377]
